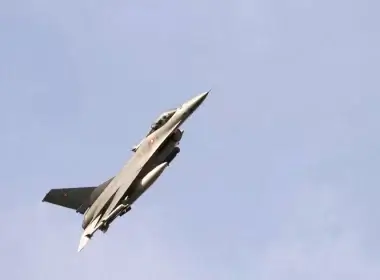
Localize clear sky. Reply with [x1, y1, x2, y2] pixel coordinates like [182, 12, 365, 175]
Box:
[1, 0, 379, 279]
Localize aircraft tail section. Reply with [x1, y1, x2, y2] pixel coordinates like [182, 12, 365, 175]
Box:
[78, 215, 102, 252]
[42, 177, 115, 214]
[42, 187, 96, 214]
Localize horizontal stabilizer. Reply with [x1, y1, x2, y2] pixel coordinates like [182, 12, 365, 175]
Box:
[42, 187, 95, 214]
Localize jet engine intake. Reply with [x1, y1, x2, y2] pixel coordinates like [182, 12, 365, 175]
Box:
[171, 129, 183, 142]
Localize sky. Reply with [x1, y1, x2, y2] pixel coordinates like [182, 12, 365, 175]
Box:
[0, 0, 379, 279]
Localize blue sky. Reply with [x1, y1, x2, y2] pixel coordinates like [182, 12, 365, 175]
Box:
[1, 0, 379, 279]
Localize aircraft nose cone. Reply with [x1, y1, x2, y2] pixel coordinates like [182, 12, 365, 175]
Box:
[196, 90, 209, 104]
[178, 90, 210, 120]
[187, 90, 210, 110]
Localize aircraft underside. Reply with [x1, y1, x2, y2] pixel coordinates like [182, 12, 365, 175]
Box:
[42, 91, 209, 253]
[78, 143, 181, 251]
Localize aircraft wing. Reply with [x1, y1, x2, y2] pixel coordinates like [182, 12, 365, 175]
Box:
[42, 187, 95, 214]
[99, 121, 182, 220]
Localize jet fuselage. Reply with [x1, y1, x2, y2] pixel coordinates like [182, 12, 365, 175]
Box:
[82, 92, 208, 230]
[81, 128, 182, 229]
[42, 91, 209, 252]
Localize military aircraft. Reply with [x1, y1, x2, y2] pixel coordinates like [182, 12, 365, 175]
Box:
[42, 91, 209, 252]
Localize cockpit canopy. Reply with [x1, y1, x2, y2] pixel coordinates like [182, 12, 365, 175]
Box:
[150, 109, 177, 131]
[131, 109, 177, 152]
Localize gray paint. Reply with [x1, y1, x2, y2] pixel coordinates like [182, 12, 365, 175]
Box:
[42, 91, 209, 251]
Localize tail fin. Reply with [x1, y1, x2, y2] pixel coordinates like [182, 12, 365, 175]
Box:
[42, 187, 96, 214]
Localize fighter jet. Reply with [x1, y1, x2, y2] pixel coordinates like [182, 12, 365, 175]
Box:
[42, 91, 209, 252]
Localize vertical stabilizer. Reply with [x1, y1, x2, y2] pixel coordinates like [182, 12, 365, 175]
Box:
[78, 215, 101, 252]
